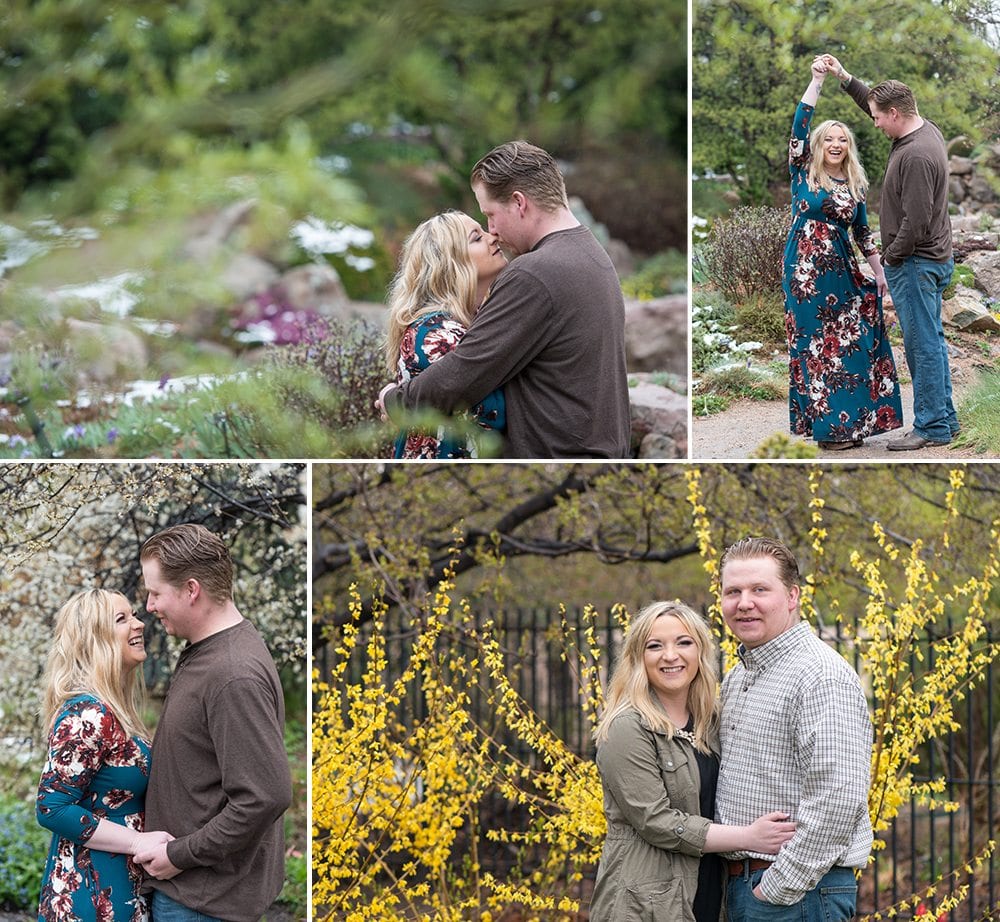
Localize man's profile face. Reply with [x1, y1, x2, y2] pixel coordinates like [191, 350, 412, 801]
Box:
[472, 181, 526, 256]
[141, 556, 193, 640]
[720, 555, 800, 649]
[869, 102, 898, 138]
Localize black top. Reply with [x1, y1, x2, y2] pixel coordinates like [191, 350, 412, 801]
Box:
[687, 718, 723, 922]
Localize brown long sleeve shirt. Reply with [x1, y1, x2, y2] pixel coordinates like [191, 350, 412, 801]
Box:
[386, 225, 631, 458]
[842, 76, 952, 265]
[144, 619, 292, 922]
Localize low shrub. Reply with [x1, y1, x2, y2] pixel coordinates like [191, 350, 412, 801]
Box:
[0, 793, 49, 911]
[276, 851, 307, 920]
[269, 319, 387, 435]
[751, 432, 820, 459]
[621, 249, 688, 299]
[696, 205, 789, 303]
[735, 291, 787, 346]
[699, 365, 787, 402]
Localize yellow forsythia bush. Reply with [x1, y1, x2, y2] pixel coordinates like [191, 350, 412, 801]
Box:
[314, 469, 999, 921]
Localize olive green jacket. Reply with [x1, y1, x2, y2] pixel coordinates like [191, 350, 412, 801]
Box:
[589, 708, 719, 922]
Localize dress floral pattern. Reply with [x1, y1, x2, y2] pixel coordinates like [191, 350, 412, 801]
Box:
[783, 101, 903, 442]
[393, 312, 506, 458]
[36, 694, 151, 922]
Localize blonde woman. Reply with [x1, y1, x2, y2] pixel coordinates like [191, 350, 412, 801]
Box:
[36, 589, 172, 922]
[383, 211, 507, 458]
[782, 57, 903, 450]
[590, 601, 796, 922]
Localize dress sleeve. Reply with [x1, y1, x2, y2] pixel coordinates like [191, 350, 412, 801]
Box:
[789, 101, 815, 179]
[397, 315, 463, 381]
[851, 199, 879, 258]
[597, 714, 710, 858]
[35, 698, 110, 845]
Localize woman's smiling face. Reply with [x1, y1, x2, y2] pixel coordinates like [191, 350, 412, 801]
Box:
[643, 613, 700, 704]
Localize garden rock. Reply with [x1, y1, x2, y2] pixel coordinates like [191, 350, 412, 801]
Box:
[280, 263, 350, 315]
[65, 318, 148, 384]
[182, 199, 257, 260]
[220, 252, 280, 300]
[628, 377, 687, 458]
[970, 175, 998, 205]
[952, 231, 999, 256]
[943, 286, 1000, 333]
[961, 250, 1000, 300]
[624, 295, 687, 376]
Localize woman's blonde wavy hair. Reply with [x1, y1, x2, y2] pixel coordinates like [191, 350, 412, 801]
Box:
[807, 119, 868, 203]
[383, 212, 479, 373]
[594, 600, 719, 753]
[41, 588, 149, 741]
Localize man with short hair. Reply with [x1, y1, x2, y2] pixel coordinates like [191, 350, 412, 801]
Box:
[381, 139, 631, 458]
[135, 523, 292, 922]
[716, 536, 873, 922]
[825, 55, 958, 450]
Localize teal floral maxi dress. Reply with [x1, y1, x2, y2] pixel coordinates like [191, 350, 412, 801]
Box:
[783, 101, 903, 442]
[36, 694, 151, 922]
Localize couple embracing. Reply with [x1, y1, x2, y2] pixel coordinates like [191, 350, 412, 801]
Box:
[590, 537, 873, 922]
[35, 524, 291, 922]
[378, 140, 632, 460]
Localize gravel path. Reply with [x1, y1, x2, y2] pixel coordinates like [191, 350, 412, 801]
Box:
[692, 373, 984, 460]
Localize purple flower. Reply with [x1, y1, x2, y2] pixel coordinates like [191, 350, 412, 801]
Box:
[106, 428, 119, 444]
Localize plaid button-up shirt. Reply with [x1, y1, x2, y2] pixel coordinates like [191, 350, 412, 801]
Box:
[717, 621, 873, 905]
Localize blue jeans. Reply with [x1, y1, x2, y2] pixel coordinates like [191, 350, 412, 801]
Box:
[151, 890, 223, 922]
[727, 864, 857, 922]
[883, 256, 958, 442]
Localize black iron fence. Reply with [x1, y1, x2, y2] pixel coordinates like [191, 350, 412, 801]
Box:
[315, 608, 999, 920]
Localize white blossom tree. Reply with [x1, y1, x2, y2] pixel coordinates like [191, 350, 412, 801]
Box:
[0, 462, 307, 793]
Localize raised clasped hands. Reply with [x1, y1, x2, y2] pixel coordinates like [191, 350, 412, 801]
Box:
[821, 53, 846, 79]
[133, 832, 180, 880]
[811, 56, 828, 81]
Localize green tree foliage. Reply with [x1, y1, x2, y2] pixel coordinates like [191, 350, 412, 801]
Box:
[3, 0, 684, 248]
[693, 0, 1000, 203]
[312, 463, 1000, 648]
[0, 462, 307, 752]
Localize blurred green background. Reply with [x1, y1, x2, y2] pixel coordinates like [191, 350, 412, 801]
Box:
[0, 0, 686, 458]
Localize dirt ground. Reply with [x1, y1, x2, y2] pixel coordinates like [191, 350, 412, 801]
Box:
[693, 328, 998, 460]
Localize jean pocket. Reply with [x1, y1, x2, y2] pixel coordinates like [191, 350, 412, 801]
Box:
[818, 883, 856, 921]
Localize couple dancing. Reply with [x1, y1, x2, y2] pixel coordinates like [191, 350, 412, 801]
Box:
[590, 537, 873, 922]
[35, 524, 292, 922]
[378, 140, 631, 459]
[783, 53, 957, 451]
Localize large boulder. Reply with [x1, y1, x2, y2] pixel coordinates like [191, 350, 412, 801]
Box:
[962, 250, 1000, 300]
[628, 377, 687, 458]
[281, 263, 351, 315]
[624, 295, 687, 376]
[65, 318, 149, 384]
[220, 253, 280, 300]
[182, 199, 258, 261]
[943, 285, 1000, 332]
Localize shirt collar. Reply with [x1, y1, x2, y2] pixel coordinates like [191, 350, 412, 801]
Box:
[737, 619, 810, 671]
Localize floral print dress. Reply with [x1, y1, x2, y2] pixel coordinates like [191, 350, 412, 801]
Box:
[36, 694, 151, 922]
[783, 100, 903, 442]
[393, 312, 506, 458]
